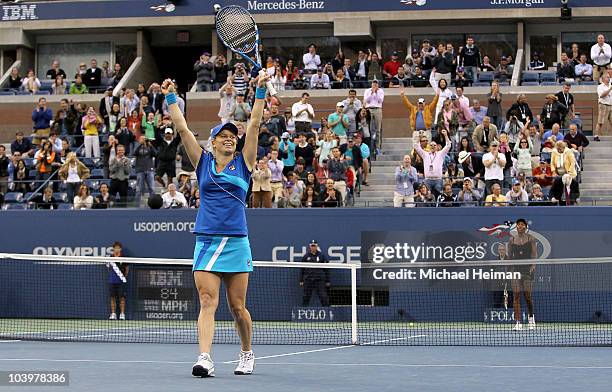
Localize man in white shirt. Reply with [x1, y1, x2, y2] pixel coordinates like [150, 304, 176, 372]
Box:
[162, 183, 187, 208]
[291, 92, 315, 135]
[342, 89, 363, 135]
[364, 80, 384, 155]
[591, 34, 611, 82]
[482, 140, 506, 197]
[455, 86, 469, 108]
[575, 54, 594, 82]
[596, 74, 612, 136]
[303, 43, 321, 74]
[310, 67, 330, 89]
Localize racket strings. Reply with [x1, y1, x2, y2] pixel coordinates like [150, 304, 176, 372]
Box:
[216, 7, 258, 53]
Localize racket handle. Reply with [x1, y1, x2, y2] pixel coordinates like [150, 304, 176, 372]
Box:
[265, 80, 278, 96]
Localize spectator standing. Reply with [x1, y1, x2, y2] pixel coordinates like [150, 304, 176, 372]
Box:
[291, 93, 315, 135]
[590, 34, 611, 82]
[470, 99, 487, 126]
[393, 155, 418, 207]
[556, 52, 575, 83]
[482, 140, 506, 195]
[457, 177, 481, 207]
[514, 133, 534, 178]
[486, 81, 503, 129]
[342, 90, 363, 135]
[148, 83, 164, 114]
[21, 70, 41, 93]
[400, 86, 439, 137]
[155, 128, 182, 187]
[73, 184, 94, 209]
[303, 44, 321, 74]
[212, 55, 229, 90]
[472, 116, 498, 153]
[353, 134, 370, 185]
[111, 63, 124, 86]
[383, 51, 403, 82]
[267, 149, 284, 206]
[550, 174, 579, 206]
[414, 129, 451, 197]
[328, 102, 350, 145]
[596, 74, 612, 136]
[353, 50, 369, 86]
[294, 134, 315, 171]
[32, 97, 53, 145]
[81, 107, 102, 159]
[367, 52, 383, 82]
[495, 57, 512, 83]
[69, 75, 89, 94]
[556, 83, 575, 128]
[133, 136, 157, 201]
[84, 59, 102, 88]
[194, 52, 215, 92]
[507, 94, 534, 124]
[218, 81, 237, 124]
[99, 88, 119, 129]
[575, 54, 594, 82]
[420, 40, 437, 76]
[364, 80, 384, 154]
[328, 148, 349, 203]
[539, 94, 567, 130]
[432, 44, 453, 86]
[58, 152, 90, 203]
[550, 141, 577, 179]
[12, 158, 30, 194]
[109, 144, 131, 205]
[231, 93, 251, 129]
[279, 133, 296, 175]
[251, 159, 272, 208]
[459, 36, 481, 82]
[52, 99, 78, 138]
[46, 60, 66, 80]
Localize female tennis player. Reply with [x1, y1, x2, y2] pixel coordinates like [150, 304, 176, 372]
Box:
[162, 73, 268, 377]
[508, 218, 537, 331]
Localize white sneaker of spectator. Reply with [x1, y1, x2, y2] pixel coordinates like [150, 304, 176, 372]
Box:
[513, 321, 523, 331]
[119, 313, 126, 320]
[192, 352, 215, 377]
[528, 315, 536, 330]
[234, 350, 255, 375]
[109, 313, 117, 320]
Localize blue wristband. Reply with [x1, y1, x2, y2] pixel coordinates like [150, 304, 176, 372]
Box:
[255, 87, 267, 100]
[165, 92, 177, 105]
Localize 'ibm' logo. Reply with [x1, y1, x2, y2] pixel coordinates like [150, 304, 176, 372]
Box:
[2, 5, 38, 21]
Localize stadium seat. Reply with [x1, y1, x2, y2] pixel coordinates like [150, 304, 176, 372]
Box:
[23, 192, 41, 201]
[81, 157, 99, 168]
[27, 169, 37, 180]
[521, 72, 539, 83]
[57, 203, 73, 210]
[84, 179, 99, 189]
[540, 81, 559, 86]
[521, 81, 540, 86]
[4, 192, 23, 203]
[540, 71, 557, 82]
[17, 91, 33, 95]
[579, 80, 597, 86]
[476, 72, 494, 83]
[472, 82, 491, 87]
[90, 169, 105, 179]
[35, 91, 51, 95]
[0, 91, 15, 96]
[54, 192, 68, 202]
[3, 203, 27, 210]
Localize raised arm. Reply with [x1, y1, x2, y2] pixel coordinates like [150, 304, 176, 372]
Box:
[242, 71, 269, 171]
[161, 79, 202, 169]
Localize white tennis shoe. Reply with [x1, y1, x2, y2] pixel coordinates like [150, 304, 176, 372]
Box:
[234, 350, 255, 375]
[513, 321, 523, 331]
[109, 313, 116, 320]
[528, 315, 536, 330]
[119, 313, 125, 320]
[192, 353, 215, 377]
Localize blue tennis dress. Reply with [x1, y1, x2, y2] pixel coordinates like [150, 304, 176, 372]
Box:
[192, 151, 253, 273]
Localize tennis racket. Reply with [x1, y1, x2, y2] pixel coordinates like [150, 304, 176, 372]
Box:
[214, 5, 278, 96]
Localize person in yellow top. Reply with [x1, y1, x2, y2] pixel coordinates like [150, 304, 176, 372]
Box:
[81, 107, 103, 159]
[550, 141, 577, 179]
[484, 183, 508, 206]
[400, 86, 439, 139]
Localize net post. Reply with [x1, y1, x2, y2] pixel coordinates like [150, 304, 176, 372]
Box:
[351, 264, 358, 345]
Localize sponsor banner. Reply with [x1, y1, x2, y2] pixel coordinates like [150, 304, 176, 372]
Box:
[483, 308, 526, 323]
[0, 0, 608, 23]
[292, 307, 348, 322]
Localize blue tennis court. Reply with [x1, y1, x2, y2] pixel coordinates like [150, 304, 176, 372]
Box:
[1, 340, 612, 391]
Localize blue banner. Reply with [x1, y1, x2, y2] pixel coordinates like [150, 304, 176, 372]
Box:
[0, 0, 607, 22]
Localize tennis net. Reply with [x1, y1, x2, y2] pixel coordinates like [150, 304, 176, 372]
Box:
[1, 253, 611, 346]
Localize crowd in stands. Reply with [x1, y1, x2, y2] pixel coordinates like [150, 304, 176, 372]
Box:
[194, 37, 517, 93]
[523, 34, 611, 86]
[1, 34, 610, 209]
[2, 58, 123, 95]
